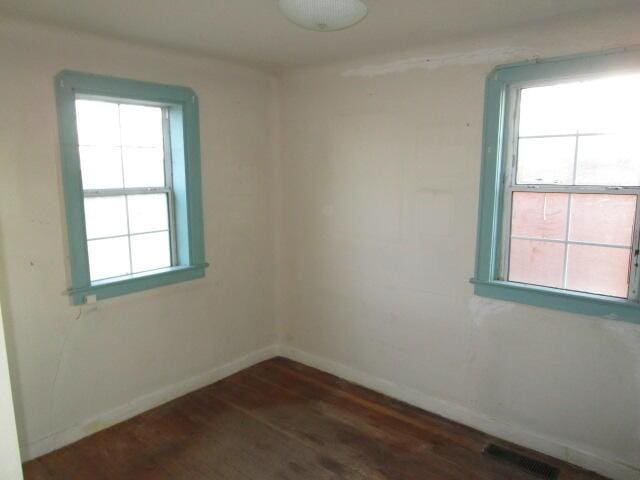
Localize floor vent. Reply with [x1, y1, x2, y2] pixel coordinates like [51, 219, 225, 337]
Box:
[484, 443, 559, 479]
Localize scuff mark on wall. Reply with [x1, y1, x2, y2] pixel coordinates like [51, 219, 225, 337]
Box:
[341, 47, 537, 77]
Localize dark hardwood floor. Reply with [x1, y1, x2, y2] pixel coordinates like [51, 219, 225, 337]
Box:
[23, 357, 607, 479]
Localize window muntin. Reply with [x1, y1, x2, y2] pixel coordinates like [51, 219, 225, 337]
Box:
[502, 74, 640, 300]
[76, 99, 175, 282]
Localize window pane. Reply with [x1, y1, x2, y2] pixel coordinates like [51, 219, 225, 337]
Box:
[508, 239, 565, 288]
[565, 245, 630, 298]
[127, 194, 169, 234]
[88, 236, 131, 281]
[575, 135, 640, 186]
[122, 147, 165, 188]
[84, 196, 128, 240]
[79, 146, 123, 190]
[518, 83, 580, 137]
[75, 100, 120, 146]
[578, 75, 640, 135]
[130, 231, 171, 273]
[119, 105, 163, 147]
[511, 192, 568, 240]
[569, 194, 636, 246]
[516, 137, 575, 185]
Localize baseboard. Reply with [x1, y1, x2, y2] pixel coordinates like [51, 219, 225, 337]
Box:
[22, 343, 639, 480]
[22, 344, 282, 461]
[280, 346, 639, 480]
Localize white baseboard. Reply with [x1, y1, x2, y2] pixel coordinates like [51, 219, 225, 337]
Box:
[22, 344, 282, 461]
[22, 343, 638, 480]
[281, 346, 639, 480]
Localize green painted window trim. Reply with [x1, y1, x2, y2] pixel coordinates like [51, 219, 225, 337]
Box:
[55, 70, 208, 305]
[473, 48, 640, 324]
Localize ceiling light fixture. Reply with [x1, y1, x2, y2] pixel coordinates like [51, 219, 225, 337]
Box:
[277, 0, 368, 32]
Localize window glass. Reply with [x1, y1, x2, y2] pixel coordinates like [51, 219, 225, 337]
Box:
[516, 137, 575, 185]
[508, 191, 636, 298]
[84, 196, 128, 240]
[119, 104, 164, 147]
[75, 100, 120, 146]
[508, 239, 565, 288]
[578, 75, 640, 135]
[518, 83, 580, 136]
[122, 147, 165, 188]
[511, 192, 568, 241]
[130, 232, 171, 273]
[575, 135, 640, 186]
[87, 237, 131, 281]
[127, 194, 169, 234]
[79, 146, 123, 190]
[516, 75, 640, 187]
[568, 194, 636, 246]
[565, 245, 631, 297]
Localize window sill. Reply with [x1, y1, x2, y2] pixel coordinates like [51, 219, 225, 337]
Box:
[68, 263, 209, 305]
[471, 279, 640, 324]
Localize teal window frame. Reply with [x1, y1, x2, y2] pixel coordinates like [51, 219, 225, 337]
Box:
[55, 70, 208, 305]
[473, 49, 640, 324]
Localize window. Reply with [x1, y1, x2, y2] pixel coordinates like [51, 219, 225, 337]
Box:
[56, 71, 207, 304]
[474, 50, 640, 323]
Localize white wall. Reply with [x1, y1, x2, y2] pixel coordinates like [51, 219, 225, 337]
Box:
[278, 7, 640, 480]
[0, 305, 23, 480]
[3, 7, 640, 480]
[0, 17, 279, 459]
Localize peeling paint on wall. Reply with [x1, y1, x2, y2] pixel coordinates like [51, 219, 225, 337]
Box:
[341, 47, 537, 77]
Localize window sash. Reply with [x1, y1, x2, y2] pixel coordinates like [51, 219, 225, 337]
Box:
[499, 86, 640, 301]
[79, 103, 178, 281]
[84, 186, 172, 196]
[82, 188, 178, 275]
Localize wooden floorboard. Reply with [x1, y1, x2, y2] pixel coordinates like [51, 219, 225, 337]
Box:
[23, 357, 608, 479]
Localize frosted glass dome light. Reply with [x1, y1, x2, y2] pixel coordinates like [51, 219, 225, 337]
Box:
[278, 0, 368, 32]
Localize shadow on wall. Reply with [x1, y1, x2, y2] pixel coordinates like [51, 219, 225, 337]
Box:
[0, 219, 26, 448]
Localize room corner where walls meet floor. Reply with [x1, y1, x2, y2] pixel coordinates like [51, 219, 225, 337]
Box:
[2, 8, 640, 480]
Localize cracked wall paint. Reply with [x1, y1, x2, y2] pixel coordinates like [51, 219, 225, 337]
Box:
[341, 47, 537, 77]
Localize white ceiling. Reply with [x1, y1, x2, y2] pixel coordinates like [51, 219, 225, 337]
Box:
[0, 0, 635, 67]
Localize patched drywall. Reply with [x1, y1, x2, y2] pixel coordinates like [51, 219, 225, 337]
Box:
[0, 17, 279, 459]
[278, 8, 640, 480]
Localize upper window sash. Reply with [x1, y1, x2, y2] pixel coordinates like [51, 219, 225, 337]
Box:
[473, 48, 640, 323]
[504, 81, 640, 191]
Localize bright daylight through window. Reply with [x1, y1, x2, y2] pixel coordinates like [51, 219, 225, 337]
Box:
[503, 74, 640, 300]
[76, 99, 174, 282]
